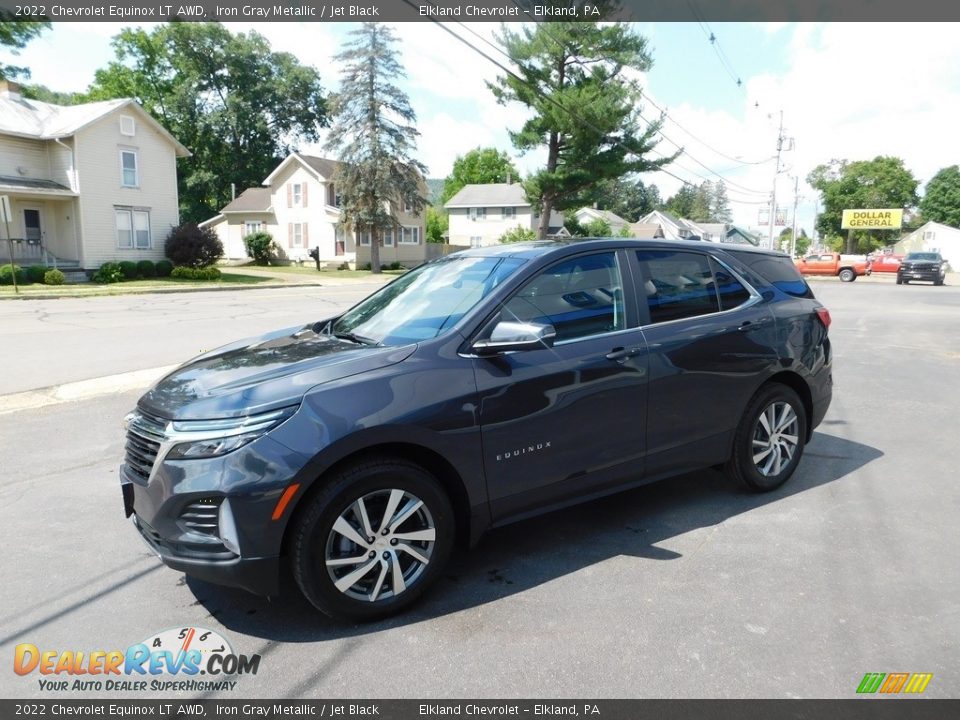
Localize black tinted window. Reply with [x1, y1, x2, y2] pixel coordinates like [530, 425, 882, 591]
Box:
[726, 251, 813, 298]
[636, 250, 720, 323]
[709, 258, 753, 310]
[501, 252, 625, 342]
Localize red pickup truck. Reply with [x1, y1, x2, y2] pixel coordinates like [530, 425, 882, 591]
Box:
[795, 253, 869, 282]
[866, 254, 903, 274]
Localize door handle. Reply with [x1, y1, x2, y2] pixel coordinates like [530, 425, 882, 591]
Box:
[606, 346, 643, 362]
[738, 318, 770, 331]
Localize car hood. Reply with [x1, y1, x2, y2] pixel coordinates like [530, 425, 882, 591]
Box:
[902, 260, 940, 266]
[138, 323, 416, 420]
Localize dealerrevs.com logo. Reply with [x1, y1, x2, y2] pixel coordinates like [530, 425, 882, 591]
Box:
[13, 627, 261, 692]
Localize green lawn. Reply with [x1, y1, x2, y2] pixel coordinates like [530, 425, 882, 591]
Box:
[0, 273, 271, 297]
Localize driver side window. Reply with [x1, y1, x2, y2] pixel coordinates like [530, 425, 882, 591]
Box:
[499, 252, 625, 343]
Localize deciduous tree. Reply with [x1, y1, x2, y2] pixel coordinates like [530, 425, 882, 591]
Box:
[919, 165, 960, 228]
[0, 18, 49, 80]
[441, 147, 519, 205]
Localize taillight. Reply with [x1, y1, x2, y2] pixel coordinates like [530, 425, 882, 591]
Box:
[815, 307, 831, 331]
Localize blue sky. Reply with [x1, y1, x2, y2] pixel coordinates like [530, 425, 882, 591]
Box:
[5, 21, 959, 239]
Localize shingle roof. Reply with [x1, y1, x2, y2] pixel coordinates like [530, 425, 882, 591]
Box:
[445, 183, 530, 208]
[577, 207, 628, 226]
[298, 155, 341, 179]
[0, 94, 189, 156]
[221, 187, 273, 213]
[0, 175, 74, 193]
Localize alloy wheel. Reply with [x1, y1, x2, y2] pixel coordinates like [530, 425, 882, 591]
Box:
[324, 488, 436, 602]
[751, 401, 799, 477]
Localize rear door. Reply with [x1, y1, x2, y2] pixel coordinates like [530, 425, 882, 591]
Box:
[632, 248, 778, 476]
[472, 249, 649, 520]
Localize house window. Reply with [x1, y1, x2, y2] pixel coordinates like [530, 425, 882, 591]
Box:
[383, 228, 394, 247]
[470, 207, 486, 221]
[470, 236, 482, 248]
[924, 231, 935, 240]
[120, 150, 138, 188]
[359, 231, 371, 246]
[292, 223, 304, 247]
[120, 116, 136, 136]
[400, 226, 420, 244]
[292, 183, 303, 207]
[501, 207, 516, 220]
[116, 209, 150, 249]
[244, 221, 264, 236]
[403, 200, 415, 213]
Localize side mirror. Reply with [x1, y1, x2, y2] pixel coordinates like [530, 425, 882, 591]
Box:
[472, 320, 556, 355]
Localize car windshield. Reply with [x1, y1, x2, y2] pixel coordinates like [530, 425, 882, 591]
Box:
[332, 255, 525, 346]
[905, 253, 940, 261]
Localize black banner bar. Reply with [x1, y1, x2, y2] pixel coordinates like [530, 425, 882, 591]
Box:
[1, 0, 960, 23]
[1, 700, 958, 720]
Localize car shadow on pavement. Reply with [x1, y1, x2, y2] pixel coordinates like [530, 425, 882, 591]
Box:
[187, 431, 881, 641]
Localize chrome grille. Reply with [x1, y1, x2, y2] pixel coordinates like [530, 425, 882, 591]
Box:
[124, 410, 168, 483]
[179, 498, 221, 537]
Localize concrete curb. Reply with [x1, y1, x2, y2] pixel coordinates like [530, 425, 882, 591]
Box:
[0, 365, 178, 415]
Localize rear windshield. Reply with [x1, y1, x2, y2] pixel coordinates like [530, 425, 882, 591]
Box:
[725, 251, 814, 298]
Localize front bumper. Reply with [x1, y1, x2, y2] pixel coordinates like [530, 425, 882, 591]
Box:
[898, 267, 943, 282]
[120, 432, 311, 597]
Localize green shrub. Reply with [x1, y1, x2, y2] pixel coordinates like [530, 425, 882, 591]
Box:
[498, 225, 537, 244]
[0, 263, 25, 285]
[388, 261, 403, 270]
[361, 262, 372, 271]
[137, 260, 156, 278]
[118, 260, 138, 280]
[171, 265, 221, 280]
[243, 231, 279, 265]
[337, 262, 350, 271]
[165, 223, 224, 268]
[26, 265, 47, 283]
[155, 260, 173, 277]
[93, 262, 124, 284]
[44, 269, 65, 286]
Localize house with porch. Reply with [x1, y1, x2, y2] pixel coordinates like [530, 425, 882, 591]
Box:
[202, 153, 426, 266]
[0, 80, 188, 271]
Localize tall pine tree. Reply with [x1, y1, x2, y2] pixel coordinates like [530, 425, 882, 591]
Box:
[488, 9, 671, 238]
[325, 23, 426, 273]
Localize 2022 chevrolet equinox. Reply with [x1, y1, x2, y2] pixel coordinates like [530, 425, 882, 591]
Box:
[121, 239, 833, 621]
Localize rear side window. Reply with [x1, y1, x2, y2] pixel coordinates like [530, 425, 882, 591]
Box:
[708, 258, 753, 310]
[726, 251, 814, 298]
[636, 250, 720, 323]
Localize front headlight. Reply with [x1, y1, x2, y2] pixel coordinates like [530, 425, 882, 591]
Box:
[165, 406, 297, 460]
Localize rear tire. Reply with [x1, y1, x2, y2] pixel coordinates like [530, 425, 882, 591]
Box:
[839, 268, 856, 282]
[725, 384, 808, 493]
[291, 457, 455, 622]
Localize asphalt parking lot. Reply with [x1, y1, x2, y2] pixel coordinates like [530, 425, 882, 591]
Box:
[1, 276, 958, 699]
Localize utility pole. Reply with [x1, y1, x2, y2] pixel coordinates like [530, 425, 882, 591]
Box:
[790, 175, 800, 258]
[767, 111, 784, 250]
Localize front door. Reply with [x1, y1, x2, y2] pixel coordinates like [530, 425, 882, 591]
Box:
[473, 249, 649, 520]
[23, 209, 41, 244]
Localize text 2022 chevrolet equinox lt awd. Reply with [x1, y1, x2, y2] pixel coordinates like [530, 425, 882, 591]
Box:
[121, 239, 833, 621]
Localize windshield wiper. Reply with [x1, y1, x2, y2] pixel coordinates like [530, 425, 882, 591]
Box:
[332, 330, 378, 346]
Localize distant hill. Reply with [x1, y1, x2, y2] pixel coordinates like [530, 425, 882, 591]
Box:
[426, 178, 445, 206]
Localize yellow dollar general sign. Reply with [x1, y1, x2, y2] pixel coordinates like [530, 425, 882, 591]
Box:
[857, 672, 933, 694]
[841, 209, 904, 230]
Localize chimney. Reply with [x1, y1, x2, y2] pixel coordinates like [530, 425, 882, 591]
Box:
[505, 172, 512, 185]
[0, 80, 22, 100]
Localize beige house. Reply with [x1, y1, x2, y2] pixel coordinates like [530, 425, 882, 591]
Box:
[202, 153, 425, 265]
[894, 221, 960, 270]
[0, 80, 188, 270]
[444, 183, 566, 247]
[573, 207, 630, 235]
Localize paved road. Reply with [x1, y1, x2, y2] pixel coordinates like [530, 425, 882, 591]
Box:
[0, 283, 383, 395]
[1, 280, 958, 699]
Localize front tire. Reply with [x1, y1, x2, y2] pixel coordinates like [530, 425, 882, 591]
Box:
[725, 384, 808, 492]
[291, 458, 455, 621]
[896, 276, 903, 285]
[839, 268, 856, 282]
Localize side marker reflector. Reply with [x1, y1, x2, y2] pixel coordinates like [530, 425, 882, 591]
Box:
[271, 483, 301, 521]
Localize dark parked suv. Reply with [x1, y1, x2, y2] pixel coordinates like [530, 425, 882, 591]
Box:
[896, 252, 946, 285]
[121, 240, 832, 620]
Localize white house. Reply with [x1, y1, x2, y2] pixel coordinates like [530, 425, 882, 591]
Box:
[202, 153, 424, 264]
[573, 207, 630, 235]
[444, 183, 566, 247]
[894, 221, 960, 270]
[0, 80, 189, 270]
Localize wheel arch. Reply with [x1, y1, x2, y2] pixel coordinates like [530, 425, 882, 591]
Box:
[281, 441, 474, 558]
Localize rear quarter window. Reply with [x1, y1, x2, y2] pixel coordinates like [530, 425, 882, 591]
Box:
[726, 252, 814, 298]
